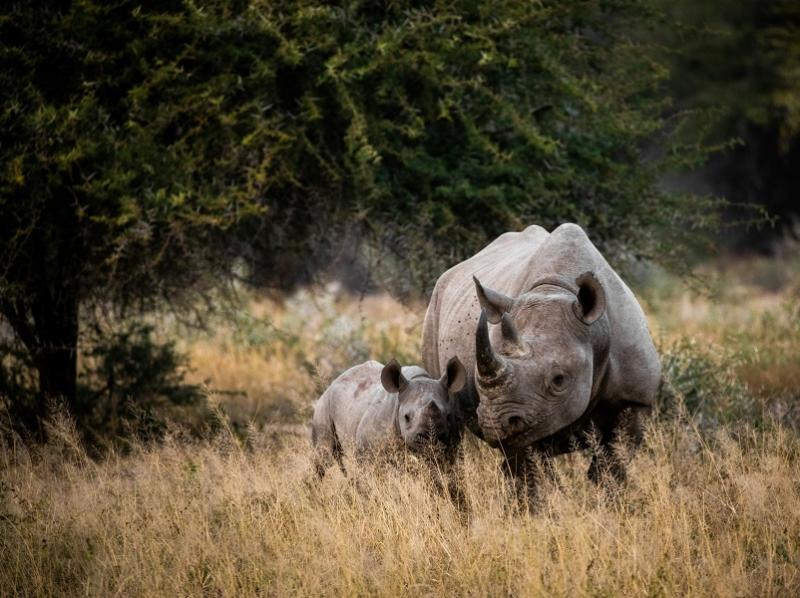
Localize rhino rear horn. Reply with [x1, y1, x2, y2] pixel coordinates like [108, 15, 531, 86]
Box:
[572, 271, 606, 325]
[500, 313, 523, 350]
[475, 309, 508, 380]
[473, 276, 513, 324]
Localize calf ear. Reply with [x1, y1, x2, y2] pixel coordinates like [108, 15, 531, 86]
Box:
[572, 272, 606, 325]
[473, 276, 514, 324]
[441, 356, 466, 393]
[381, 359, 408, 394]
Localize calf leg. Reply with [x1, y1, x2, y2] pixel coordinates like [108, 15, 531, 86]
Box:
[311, 421, 346, 478]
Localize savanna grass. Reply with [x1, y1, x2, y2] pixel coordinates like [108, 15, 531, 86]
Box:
[1, 407, 798, 596]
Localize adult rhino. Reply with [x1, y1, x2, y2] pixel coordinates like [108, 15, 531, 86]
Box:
[421, 223, 660, 483]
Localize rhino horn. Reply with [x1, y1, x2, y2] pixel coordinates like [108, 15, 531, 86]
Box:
[500, 312, 523, 350]
[476, 309, 508, 381]
[473, 276, 514, 324]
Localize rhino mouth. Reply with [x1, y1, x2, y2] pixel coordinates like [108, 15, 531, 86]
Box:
[478, 413, 547, 449]
[481, 428, 539, 449]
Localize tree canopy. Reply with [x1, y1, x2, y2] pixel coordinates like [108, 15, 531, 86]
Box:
[1, 0, 714, 434]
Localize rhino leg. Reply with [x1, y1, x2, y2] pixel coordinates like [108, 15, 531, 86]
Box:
[501, 446, 558, 509]
[430, 445, 467, 511]
[312, 421, 346, 478]
[587, 404, 650, 483]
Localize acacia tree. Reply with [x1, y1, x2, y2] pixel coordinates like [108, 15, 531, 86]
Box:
[237, 0, 722, 294]
[0, 2, 268, 429]
[2, 0, 714, 433]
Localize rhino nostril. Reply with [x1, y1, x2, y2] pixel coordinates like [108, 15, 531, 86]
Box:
[507, 415, 523, 429]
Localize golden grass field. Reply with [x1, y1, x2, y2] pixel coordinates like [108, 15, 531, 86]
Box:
[2, 252, 799, 596]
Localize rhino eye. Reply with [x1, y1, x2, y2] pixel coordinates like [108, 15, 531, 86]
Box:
[404, 413, 411, 424]
[550, 373, 568, 393]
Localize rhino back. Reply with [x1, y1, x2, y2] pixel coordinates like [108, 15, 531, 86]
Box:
[422, 225, 549, 376]
[314, 361, 397, 452]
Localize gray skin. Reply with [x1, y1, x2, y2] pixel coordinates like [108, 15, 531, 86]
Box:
[311, 357, 466, 477]
[421, 223, 660, 483]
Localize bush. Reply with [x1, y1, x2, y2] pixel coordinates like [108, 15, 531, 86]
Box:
[77, 323, 206, 445]
[658, 337, 756, 429]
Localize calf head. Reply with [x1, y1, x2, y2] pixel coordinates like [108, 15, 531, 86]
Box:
[473, 272, 610, 448]
[381, 357, 467, 453]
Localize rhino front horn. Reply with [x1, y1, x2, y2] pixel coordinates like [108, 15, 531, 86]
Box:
[475, 309, 508, 381]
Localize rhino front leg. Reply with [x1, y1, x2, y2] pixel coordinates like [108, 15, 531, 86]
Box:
[435, 445, 468, 511]
[587, 404, 650, 483]
[501, 446, 557, 509]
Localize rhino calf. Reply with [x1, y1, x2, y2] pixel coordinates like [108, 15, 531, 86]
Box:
[311, 357, 466, 477]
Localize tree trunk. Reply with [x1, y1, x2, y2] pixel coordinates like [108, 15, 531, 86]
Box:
[1, 186, 83, 439]
[32, 280, 80, 420]
[1, 281, 80, 437]
[34, 303, 79, 410]
[29, 188, 82, 432]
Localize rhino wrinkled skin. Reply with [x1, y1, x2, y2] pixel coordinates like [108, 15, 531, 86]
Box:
[311, 358, 466, 476]
[421, 223, 660, 481]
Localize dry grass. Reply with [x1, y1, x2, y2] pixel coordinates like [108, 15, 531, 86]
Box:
[2, 253, 800, 597]
[2, 412, 799, 597]
[643, 252, 800, 403]
[180, 287, 424, 427]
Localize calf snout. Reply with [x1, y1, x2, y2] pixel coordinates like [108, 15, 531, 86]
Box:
[408, 426, 451, 452]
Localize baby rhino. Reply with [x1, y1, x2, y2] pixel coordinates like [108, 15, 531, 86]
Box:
[312, 357, 466, 477]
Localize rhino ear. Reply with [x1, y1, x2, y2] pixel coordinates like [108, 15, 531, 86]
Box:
[381, 359, 408, 394]
[572, 272, 606, 325]
[473, 276, 514, 324]
[441, 356, 466, 394]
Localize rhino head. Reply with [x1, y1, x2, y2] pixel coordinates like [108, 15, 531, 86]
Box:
[472, 273, 610, 448]
[380, 357, 467, 453]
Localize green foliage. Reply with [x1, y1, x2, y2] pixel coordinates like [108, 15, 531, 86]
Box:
[0, 0, 722, 299]
[234, 0, 718, 287]
[78, 323, 204, 441]
[659, 338, 756, 428]
[0, 1, 264, 313]
[1, 1, 270, 423]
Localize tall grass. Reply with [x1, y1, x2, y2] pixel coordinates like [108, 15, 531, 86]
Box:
[1, 409, 798, 596]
